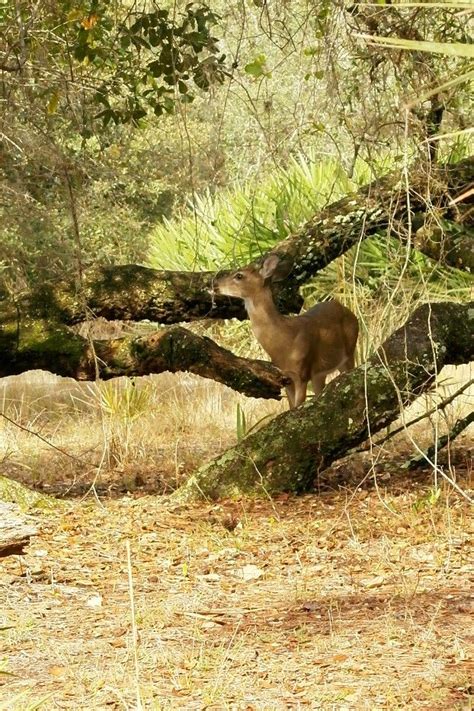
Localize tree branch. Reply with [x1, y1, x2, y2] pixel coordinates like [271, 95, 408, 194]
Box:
[406, 410, 474, 471]
[356, 378, 474, 452]
[0, 321, 287, 400]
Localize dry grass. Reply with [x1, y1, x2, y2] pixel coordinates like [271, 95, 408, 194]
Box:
[0, 362, 472, 496]
[0, 370, 285, 496]
[1, 483, 473, 709]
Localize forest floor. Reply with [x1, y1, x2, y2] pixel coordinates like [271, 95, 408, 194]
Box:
[1, 474, 473, 710]
[0, 370, 473, 710]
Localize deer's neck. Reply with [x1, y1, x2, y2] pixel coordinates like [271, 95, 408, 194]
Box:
[244, 290, 286, 354]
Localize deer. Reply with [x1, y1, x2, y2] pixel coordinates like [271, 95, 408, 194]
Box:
[213, 254, 359, 409]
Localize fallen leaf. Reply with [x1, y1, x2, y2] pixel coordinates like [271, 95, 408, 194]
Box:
[360, 575, 385, 588]
[331, 653, 349, 663]
[236, 564, 264, 582]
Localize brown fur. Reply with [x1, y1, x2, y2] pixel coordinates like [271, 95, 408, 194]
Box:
[214, 255, 359, 408]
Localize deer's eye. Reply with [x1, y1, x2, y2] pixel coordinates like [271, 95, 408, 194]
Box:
[234, 272, 244, 280]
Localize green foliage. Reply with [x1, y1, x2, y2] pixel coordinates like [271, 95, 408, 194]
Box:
[412, 487, 442, 511]
[92, 4, 226, 125]
[244, 54, 271, 79]
[84, 379, 152, 422]
[1, 1, 226, 130]
[364, 35, 474, 60]
[148, 153, 365, 270]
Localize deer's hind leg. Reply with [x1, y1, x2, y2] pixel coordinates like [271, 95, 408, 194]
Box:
[311, 372, 327, 398]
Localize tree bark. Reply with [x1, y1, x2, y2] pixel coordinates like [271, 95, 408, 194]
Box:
[0, 320, 287, 399]
[175, 301, 474, 501]
[0, 502, 38, 557]
[415, 223, 474, 273]
[16, 156, 472, 326]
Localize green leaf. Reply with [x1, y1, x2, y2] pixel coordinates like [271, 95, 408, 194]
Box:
[359, 34, 474, 59]
[47, 91, 59, 115]
[148, 60, 164, 77]
[244, 54, 269, 78]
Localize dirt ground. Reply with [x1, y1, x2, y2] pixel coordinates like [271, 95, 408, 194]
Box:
[1, 476, 473, 710]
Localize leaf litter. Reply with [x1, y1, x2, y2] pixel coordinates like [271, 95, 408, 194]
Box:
[0, 480, 473, 710]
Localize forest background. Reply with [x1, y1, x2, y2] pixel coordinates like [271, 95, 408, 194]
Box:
[0, 2, 473, 709]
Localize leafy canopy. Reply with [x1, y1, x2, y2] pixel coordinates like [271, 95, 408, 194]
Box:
[1, 1, 227, 131]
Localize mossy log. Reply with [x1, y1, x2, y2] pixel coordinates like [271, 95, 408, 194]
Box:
[29, 264, 302, 326]
[175, 301, 474, 501]
[18, 156, 473, 326]
[0, 321, 287, 399]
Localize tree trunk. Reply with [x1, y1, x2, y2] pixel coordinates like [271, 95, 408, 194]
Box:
[175, 301, 474, 501]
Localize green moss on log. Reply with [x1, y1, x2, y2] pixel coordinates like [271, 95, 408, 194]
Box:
[0, 476, 58, 511]
[0, 317, 91, 378]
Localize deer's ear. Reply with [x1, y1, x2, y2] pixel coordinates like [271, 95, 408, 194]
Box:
[259, 254, 292, 283]
[259, 254, 281, 281]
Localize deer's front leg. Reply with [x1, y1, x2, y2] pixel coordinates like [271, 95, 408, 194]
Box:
[285, 381, 296, 409]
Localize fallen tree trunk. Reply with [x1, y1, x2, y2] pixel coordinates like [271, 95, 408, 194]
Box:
[16, 157, 473, 326]
[175, 300, 474, 501]
[0, 501, 38, 557]
[0, 321, 287, 399]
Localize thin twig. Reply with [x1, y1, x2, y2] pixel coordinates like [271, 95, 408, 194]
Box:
[0, 411, 96, 466]
[355, 378, 473, 453]
[126, 541, 143, 711]
[406, 411, 474, 471]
